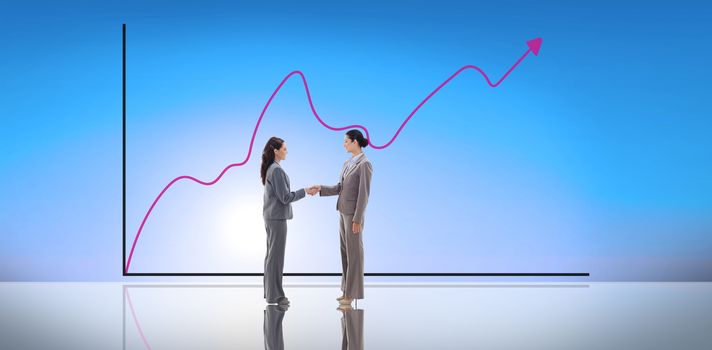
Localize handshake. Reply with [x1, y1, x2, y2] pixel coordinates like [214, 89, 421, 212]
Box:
[305, 185, 321, 196]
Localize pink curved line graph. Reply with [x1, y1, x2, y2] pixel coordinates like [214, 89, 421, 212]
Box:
[124, 38, 543, 273]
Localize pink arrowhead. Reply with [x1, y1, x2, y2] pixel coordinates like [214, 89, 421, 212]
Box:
[527, 38, 542, 56]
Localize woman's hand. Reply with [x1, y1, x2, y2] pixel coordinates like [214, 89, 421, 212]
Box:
[306, 185, 321, 196]
[352, 222, 362, 234]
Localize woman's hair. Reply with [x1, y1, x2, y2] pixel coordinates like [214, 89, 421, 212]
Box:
[346, 129, 369, 148]
[260, 136, 285, 185]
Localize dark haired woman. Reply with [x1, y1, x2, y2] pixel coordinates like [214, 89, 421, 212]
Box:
[318, 129, 373, 307]
[261, 136, 319, 305]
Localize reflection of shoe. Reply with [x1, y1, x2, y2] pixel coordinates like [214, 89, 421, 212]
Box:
[337, 304, 353, 312]
[267, 303, 290, 312]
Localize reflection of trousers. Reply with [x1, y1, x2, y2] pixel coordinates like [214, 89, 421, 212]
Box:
[339, 213, 364, 299]
[341, 309, 364, 350]
[264, 305, 286, 350]
[264, 219, 288, 302]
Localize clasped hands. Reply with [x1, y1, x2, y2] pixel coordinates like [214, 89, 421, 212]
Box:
[305, 185, 321, 196]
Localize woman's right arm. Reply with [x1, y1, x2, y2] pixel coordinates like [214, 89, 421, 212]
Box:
[319, 183, 341, 197]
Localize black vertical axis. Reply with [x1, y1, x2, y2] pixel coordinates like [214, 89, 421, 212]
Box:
[122, 23, 127, 277]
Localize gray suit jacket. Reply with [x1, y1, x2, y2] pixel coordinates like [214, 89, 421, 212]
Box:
[263, 162, 305, 220]
[320, 154, 373, 225]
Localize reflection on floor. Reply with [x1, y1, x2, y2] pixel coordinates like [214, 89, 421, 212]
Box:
[1, 282, 711, 349]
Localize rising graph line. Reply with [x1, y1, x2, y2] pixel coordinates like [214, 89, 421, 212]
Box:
[124, 38, 543, 273]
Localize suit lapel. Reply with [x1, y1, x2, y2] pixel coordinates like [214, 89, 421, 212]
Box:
[343, 154, 367, 179]
[339, 160, 348, 180]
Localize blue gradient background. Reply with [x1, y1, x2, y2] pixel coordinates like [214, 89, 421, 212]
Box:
[1, 0, 710, 281]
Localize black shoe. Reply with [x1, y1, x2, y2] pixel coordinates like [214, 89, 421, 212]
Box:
[277, 297, 290, 305]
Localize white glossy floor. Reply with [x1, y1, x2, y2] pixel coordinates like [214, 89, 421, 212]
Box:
[1, 282, 711, 349]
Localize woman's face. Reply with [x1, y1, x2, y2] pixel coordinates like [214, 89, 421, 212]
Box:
[343, 135, 358, 153]
[274, 142, 288, 161]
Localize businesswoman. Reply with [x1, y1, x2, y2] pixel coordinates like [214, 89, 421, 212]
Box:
[261, 136, 318, 305]
[319, 129, 373, 306]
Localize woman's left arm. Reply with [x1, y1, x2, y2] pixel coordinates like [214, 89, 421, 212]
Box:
[353, 161, 373, 226]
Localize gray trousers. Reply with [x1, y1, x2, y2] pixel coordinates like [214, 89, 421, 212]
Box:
[264, 219, 288, 302]
[341, 308, 364, 350]
[339, 213, 364, 299]
[264, 305, 286, 350]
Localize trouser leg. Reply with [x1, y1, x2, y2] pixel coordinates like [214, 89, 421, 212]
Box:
[341, 214, 364, 299]
[339, 214, 348, 293]
[264, 219, 287, 302]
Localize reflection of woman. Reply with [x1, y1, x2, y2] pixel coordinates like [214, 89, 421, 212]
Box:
[264, 304, 288, 350]
[261, 137, 319, 305]
[319, 130, 373, 306]
[339, 307, 364, 350]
